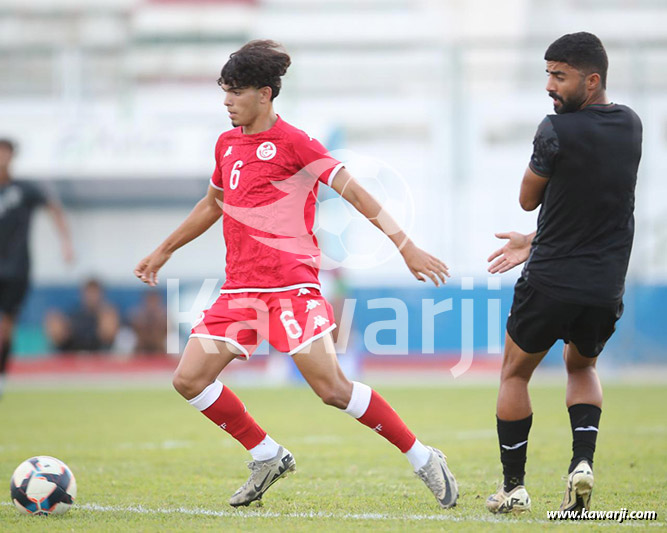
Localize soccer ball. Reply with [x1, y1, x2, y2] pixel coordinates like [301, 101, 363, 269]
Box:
[10, 456, 77, 516]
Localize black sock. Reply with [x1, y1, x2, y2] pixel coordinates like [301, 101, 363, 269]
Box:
[497, 414, 532, 492]
[568, 403, 601, 473]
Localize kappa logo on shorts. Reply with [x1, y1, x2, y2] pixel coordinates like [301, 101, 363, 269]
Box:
[192, 311, 205, 328]
[313, 315, 329, 329]
[256, 141, 277, 161]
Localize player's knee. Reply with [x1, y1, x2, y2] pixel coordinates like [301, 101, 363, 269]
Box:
[564, 345, 597, 373]
[565, 356, 596, 374]
[316, 381, 352, 409]
[171, 372, 188, 396]
[314, 386, 339, 408]
[172, 371, 205, 400]
[500, 362, 532, 383]
[318, 389, 339, 407]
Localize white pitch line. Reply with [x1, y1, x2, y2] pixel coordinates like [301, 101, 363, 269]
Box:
[1, 501, 662, 527]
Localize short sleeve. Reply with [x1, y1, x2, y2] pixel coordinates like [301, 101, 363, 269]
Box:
[529, 117, 559, 178]
[210, 137, 224, 191]
[292, 134, 344, 187]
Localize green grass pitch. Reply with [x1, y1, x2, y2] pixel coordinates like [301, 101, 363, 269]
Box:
[1, 383, 665, 531]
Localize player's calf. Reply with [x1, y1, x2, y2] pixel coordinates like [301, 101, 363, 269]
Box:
[342, 381, 459, 508]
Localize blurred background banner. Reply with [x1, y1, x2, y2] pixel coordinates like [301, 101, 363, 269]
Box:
[2, 0, 665, 375]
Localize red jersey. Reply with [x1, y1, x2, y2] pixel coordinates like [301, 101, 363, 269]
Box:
[210, 116, 344, 292]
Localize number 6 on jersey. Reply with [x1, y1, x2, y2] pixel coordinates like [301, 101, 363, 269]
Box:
[230, 160, 243, 190]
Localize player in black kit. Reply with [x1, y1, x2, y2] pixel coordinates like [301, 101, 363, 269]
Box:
[0, 139, 73, 397]
[485, 33, 642, 514]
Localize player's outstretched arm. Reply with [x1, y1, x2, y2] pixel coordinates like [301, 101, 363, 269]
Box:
[331, 168, 450, 286]
[46, 201, 74, 264]
[134, 186, 224, 286]
[487, 231, 536, 274]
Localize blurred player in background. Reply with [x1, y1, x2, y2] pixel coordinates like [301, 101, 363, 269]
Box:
[135, 40, 458, 509]
[130, 290, 167, 355]
[485, 33, 642, 514]
[45, 278, 119, 353]
[0, 138, 73, 397]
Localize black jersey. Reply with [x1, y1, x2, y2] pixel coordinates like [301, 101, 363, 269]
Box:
[522, 103, 642, 306]
[0, 180, 48, 279]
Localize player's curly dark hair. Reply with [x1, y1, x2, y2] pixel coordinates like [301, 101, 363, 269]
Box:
[217, 40, 291, 100]
[545, 32, 608, 89]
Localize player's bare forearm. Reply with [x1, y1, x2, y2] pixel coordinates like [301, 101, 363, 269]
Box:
[331, 169, 450, 286]
[158, 196, 222, 255]
[134, 187, 223, 286]
[331, 169, 405, 247]
[47, 202, 74, 264]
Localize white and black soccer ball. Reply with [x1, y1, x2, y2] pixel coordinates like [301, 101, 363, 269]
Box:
[10, 456, 77, 516]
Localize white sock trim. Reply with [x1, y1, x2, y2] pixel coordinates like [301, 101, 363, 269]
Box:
[187, 380, 223, 411]
[344, 381, 372, 419]
[248, 434, 281, 462]
[405, 439, 431, 471]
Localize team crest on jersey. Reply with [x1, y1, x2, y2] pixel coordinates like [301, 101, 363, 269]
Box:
[224, 146, 233, 157]
[256, 141, 277, 161]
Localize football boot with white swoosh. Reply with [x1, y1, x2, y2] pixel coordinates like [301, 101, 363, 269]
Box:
[229, 446, 296, 507]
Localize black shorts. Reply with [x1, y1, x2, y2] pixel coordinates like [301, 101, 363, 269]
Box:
[0, 277, 30, 317]
[506, 277, 623, 358]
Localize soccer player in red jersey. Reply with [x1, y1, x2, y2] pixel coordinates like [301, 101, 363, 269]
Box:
[134, 41, 456, 509]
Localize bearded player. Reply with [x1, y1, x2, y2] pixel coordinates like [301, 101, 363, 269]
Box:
[134, 40, 457, 509]
[485, 33, 642, 514]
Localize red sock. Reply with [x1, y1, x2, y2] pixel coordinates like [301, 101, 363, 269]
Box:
[345, 382, 416, 453]
[188, 381, 266, 450]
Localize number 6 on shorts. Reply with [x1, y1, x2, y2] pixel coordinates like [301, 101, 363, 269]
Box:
[280, 310, 303, 339]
